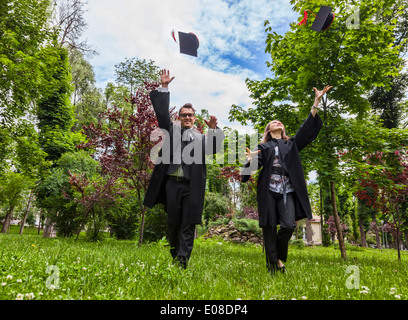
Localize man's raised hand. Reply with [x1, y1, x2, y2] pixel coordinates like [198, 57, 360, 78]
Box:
[160, 69, 175, 88]
[204, 115, 218, 129]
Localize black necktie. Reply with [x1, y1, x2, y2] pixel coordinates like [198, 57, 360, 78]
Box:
[167, 128, 193, 179]
[181, 128, 192, 180]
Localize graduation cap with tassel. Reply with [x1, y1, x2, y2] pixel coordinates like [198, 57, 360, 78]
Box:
[298, 6, 335, 32]
[171, 29, 200, 57]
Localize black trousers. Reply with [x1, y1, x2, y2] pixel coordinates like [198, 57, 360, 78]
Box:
[165, 177, 196, 267]
[262, 191, 296, 271]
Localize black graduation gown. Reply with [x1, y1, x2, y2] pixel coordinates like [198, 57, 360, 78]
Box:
[241, 112, 322, 227]
[143, 90, 225, 225]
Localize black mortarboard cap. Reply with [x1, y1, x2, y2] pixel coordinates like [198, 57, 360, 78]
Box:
[311, 6, 334, 32]
[178, 31, 199, 57]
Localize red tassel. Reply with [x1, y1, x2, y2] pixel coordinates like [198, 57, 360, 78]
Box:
[171, 29, 178, 43]
[298, 10, 308, 25]
[298, 9, 317, 26]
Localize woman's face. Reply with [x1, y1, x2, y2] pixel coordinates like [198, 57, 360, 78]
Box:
[268, 120, 284, 133]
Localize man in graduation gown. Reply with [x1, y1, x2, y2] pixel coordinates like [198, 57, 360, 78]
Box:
[242, 85, 332, 274]
[144, 69, 225, 268]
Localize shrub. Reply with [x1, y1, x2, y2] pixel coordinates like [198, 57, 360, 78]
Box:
[290, 239, 305, 249]
[143, 205, 167, 242]
[233, 219, 262, 237]
[322, 229, 331, 247]
[203, 192, 229, 223]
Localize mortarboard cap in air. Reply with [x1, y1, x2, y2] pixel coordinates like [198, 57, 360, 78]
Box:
[172, 30, 199, 57]
[311, 6, 335, 32]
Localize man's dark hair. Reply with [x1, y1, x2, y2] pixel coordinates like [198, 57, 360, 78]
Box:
[179, 103, 195, 115]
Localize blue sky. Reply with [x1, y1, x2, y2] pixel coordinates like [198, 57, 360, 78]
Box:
[82, 0, 299, 131]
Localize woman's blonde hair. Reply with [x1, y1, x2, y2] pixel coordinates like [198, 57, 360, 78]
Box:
[262, 120, 290, 143]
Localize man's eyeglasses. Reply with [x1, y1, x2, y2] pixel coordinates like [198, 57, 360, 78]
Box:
[179, 113, 195, 118]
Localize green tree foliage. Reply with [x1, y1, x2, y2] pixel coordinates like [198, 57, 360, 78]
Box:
[203, 192, 230, 224]
[37, 47, 83, 163]
[0, 0, 59, 123]
[369, 73, 408, 129]
[114, 57, 160, 95]
[13, 120, 51, 178]
[0, 0, 61, 181]
[69, 48, 105, 131]
[142, 205, 167, 242]
[35, 150, 99, 237]
[0, 172, 33, 233]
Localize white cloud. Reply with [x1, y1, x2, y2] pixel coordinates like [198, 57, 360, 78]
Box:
[82, 0, 297, 131]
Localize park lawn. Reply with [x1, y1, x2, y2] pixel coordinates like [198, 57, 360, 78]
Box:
[0, 233, 407, 300]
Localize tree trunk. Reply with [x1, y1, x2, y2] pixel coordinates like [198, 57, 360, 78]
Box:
[137, 187, 146, 246]
[359, 216, 367, 248]
[371, 213, 382, 249]
[305, 218, 314, 245]
[38, 212, 42, 235]
[138, 207, 146, 246]
[19, 190, 34, 235]
[396, 226, 401, 262]
[319, 182, 324, 245]
[43, 217, 51, 238]
[295, 222, 299, 240]
[330, 181, 347, 259]
[1, 205, 15, 233]
[394, 205, 402, 262]
[43, 216, 55, 238]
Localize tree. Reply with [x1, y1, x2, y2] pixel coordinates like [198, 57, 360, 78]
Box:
[0, 117, 49, 235]
[52, 0, 96, 55]
[229, 0, 404, 259]
[369, 73, 408, 129]
[325, 215, 349, 243]
[13, 120, 50, 234]
[0, 0, 61, 180]
[220, 166, 241, 217]
[0, 0, 58, 125]
[350, 145, 408, 260]
[104, 82, 131, 110]
[67, 171, 124, 241]
[114, 57, 160, 96]
[80, 81, 166, 244]
[35, 150, 99, 237]
[69, 48, 105, 132]
[0, 172, 33, 233]
[37, 47, 83, 163]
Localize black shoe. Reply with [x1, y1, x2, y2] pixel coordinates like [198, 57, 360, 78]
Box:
[278, 266, 286, 273]
[177, 256, 188, 269]
[267, 262, 278, 275]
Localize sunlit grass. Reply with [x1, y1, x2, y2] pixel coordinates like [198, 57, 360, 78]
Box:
[0, 233, 407, 300]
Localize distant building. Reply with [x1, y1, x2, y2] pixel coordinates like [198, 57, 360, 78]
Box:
[296, 212, 322, 245]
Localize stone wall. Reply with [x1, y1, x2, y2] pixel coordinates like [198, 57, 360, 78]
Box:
[202, 220, 263, 245]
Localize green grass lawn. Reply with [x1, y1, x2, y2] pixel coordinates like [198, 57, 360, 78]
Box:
[0, 232, 407, 300]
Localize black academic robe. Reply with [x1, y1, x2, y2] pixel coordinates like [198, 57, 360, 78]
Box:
[241, 112, 322, 227]
[143, 90, 225, 225]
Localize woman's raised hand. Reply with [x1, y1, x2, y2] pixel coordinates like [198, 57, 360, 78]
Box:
[246, 147, 260, 161]
[313, 85, 333, 101]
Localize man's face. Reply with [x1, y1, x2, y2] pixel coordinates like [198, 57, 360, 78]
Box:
[179, 107, 196, 129]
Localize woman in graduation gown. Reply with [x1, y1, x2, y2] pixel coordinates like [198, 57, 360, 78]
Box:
[241, 85, 332, 274]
